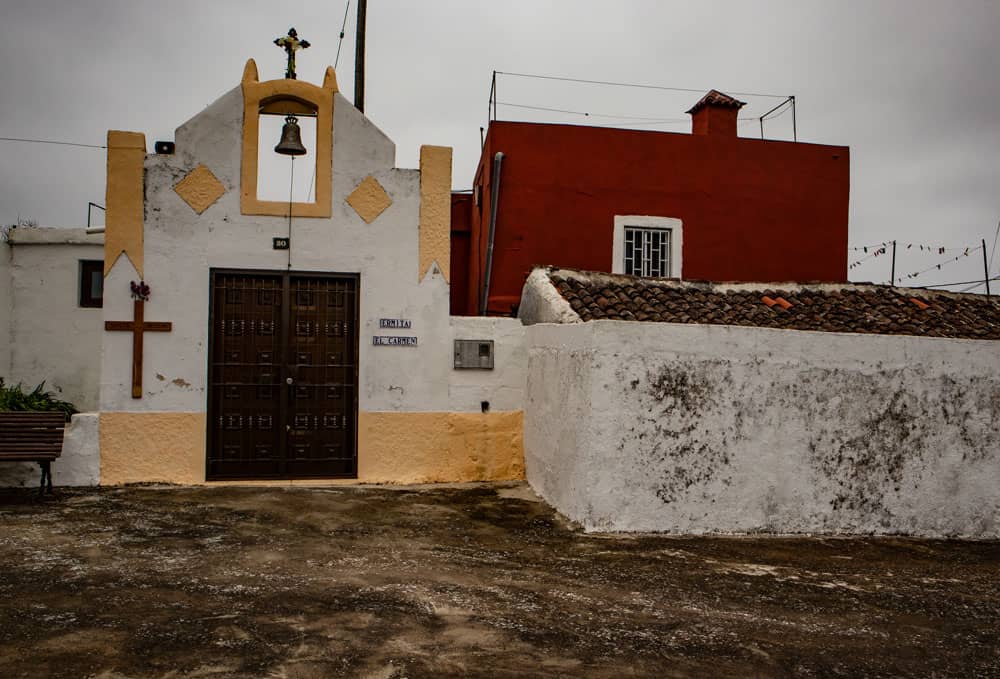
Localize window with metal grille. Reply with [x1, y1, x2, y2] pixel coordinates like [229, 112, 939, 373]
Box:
[623, 227, 672, 277]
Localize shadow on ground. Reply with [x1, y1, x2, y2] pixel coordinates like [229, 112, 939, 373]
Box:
[0, 483, 997, 677]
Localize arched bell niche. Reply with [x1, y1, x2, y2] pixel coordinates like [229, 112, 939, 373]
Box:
[239, 58, 337, 217]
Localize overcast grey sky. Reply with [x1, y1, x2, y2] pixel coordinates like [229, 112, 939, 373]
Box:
[1, 0, 997, 290]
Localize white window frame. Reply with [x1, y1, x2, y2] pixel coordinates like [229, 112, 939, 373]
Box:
[612, 215, 683, 278]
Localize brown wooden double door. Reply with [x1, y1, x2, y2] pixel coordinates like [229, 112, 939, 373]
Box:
[207, 270, 359, 480]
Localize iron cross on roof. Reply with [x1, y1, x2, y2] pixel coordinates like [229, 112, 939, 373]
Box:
[274, 28, 311, 80]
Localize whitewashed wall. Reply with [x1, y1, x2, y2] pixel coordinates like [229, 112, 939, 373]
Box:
[101, 87, 525, 414]
[449, 317, 526, 412]
[525, 321, 1000, 537]
[6, 229, 104, 411]
[0, 240, 11, 380]
[0, 413, 100, 488]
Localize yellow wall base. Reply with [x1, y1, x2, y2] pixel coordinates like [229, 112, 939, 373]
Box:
[100, 412, 206, 485]
[99, 411, 524, 486]
[358, 411, 524, 483]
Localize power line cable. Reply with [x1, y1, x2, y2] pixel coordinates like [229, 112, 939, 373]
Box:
[311, 2, 352, 200]
[761, 101, 792, 121]
[851, 241, 978, 253]
[494, 71, 789, 99]
[334, 0, 351, 69]
[896, 245, 983, 284]
[910, 276, 1000, 289]
[0, 136, 105, 149]
[848, 246, 888, 270]
[497, 102, 759, 126]
[497, 102, 687, 122]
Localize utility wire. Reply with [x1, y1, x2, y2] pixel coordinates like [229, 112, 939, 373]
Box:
[851, 241, 979, 252]
[761, 101, 792, 121]
[498, 102, 758, 125]
[910, 276, 1000, 289]
[497, 102, 686, 122]
[0, 136, 105, 149]
[313, 1, 352, 201]
[896, 245, 983, 283]
[334, 0, 351, 69]
[495, 71, 789, 99]
[848, 246, 888, 270]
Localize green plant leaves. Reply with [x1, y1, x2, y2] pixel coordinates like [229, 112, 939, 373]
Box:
[0, 377, 78, 421]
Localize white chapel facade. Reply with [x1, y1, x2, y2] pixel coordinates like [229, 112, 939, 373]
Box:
[96, 58, 525, 485]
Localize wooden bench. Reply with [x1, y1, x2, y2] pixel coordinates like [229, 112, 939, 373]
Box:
[0, 412, 67, 495]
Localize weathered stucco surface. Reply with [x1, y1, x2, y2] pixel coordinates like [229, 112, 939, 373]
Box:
[173, 163, 226, 214]
[100, 86, 467, 416]
[418, 145, 452, 282]
[100, 412, 206, 485]
[98, 410, 523, 485]
[358, 411, 524, 483]
[525, 321, 1000, 537]
[518, 268, 581, 326]
[448, 317, 526, 412]
[95, 68, 528, 485]
[5, 229, 104, 411]
[0, 413, 100, 488]
[345, 175, 393, 224]
[104, 130, 145, 276]
[0, 241, 12, 381]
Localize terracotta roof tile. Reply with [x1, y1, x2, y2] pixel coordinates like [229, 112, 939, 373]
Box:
[544, 268, 1000, 340]
[686, 89, 747, 114]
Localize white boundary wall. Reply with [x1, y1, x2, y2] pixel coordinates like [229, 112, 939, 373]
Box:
[525, 320, 1000, 537]
[0, 413, 100, 488]
[4, 229, 104, 411]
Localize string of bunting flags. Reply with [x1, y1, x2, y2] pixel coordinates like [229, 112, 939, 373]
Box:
[847, 245, 887, 270]
[847, 240, 984, 281]
[895, 244, 983, 284]
[849, 241, 967, 253]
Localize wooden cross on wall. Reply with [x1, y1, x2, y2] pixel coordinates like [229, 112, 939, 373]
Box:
[105, 299, 172, 399]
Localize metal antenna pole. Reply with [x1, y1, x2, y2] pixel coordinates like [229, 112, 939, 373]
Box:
[490, 70, 497, 122]
[983, 238, 991, 298]
[791, 95, 797, 141]
[354, 0, 367, 113]
[890, 240, 896, 285]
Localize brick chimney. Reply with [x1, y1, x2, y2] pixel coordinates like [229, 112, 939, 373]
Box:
[687, 89, 746, 137]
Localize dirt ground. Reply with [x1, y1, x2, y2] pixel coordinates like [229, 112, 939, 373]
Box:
[0, 484, 997, 678]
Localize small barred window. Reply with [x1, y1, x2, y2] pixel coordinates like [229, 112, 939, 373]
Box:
[623, 227, 672, 278]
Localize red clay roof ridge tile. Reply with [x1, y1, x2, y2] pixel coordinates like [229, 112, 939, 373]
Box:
[536, 266, 1000, 340]
[686, 89, 747, 114]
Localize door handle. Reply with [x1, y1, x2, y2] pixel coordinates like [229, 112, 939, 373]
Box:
[286, 377, 294, 385]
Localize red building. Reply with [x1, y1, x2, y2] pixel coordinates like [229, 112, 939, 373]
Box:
[450, 90, 850, 316]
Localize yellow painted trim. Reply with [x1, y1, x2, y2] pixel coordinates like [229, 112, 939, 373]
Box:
[418, 145, 453, 282]
[346, 175, 392, 224]
[97, 410, 523, 486]
[104, 131, 146, 277]
[322, 66, 340, 93]
[173, 164, 226, 214]
[240, 59, 335, 218]
[100, 412, 206, 485]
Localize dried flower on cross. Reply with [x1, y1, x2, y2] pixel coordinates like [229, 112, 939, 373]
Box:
[130, 280, 151, 302]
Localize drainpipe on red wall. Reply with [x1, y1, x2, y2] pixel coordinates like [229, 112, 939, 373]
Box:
[480, 151, 504, 315]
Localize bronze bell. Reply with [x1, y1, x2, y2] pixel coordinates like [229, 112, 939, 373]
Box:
[274, 115, 307, 156]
